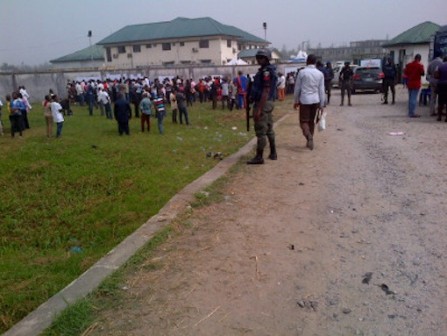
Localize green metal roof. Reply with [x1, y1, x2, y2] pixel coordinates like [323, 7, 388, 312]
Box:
[382, 21, 441, 47]
[97, 17, 267, 45]
[50, 45, 104, 63]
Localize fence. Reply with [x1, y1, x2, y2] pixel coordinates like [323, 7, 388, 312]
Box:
[0, 63, 303, 103]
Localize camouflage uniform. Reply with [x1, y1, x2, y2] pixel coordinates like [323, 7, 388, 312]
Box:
[247, 58, 277, 164]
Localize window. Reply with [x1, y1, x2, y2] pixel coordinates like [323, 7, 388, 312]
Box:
[117, 46, 126, 54]
[162, 43, 171, 51]
[162, 61, 175, 66]
[106, 47, 112, 62]
[200, 59, 211, 64]
[180, 60, 191, 65]
[199, 40, 209, 48]
[146, 44, 152, 48]
[133, 45, 141, 52]
[180, 42, 185, 46]
[227, 40, 232, 48]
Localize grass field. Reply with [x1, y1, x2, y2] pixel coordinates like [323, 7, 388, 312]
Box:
[0, 98, 269, 333]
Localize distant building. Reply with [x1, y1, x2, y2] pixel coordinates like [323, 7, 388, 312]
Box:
[308, 39, 388, 65]
[238, 48, 281, 65]
[49, 45, 104, 69]
[96, 17, 268, 68]
[382, 21, 441, 82]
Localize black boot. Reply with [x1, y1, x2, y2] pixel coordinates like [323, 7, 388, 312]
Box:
[306, 134, 314, 150]
[268, 138, 277, 160]
[247, 149, 264, 164]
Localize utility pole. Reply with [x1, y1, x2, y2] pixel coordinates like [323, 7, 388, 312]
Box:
[88, 30, 93, 63]
[263, 22, 267, 42]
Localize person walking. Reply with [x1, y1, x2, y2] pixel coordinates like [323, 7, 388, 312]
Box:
[114, 93, 132, 135]
[382, 57, 397, 104]
[339, 61, 353, 106]
[246, 48, 278, 164]
[293, 54, 325, 150]
[404, 54, 425, 118]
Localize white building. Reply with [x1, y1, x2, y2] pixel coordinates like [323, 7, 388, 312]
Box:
[97, 17, 269, 69]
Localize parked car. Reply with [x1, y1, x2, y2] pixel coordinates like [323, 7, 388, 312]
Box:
[351, 66, 384, 93]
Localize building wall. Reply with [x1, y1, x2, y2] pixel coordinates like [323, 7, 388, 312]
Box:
[387, 43, 429, 84]
[51, 60, 104, 69]
[104, 37, 243, 68]
[309, 40, 388, 64]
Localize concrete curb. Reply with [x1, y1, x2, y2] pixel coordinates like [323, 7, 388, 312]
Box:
[4, 112, 291, 336]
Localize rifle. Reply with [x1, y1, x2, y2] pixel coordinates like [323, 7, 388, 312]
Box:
[245, 76, 252, 131]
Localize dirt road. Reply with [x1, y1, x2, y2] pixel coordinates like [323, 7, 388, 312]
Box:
[89, 89, 447, 336]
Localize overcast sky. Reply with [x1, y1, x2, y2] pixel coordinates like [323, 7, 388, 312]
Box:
[1, 0, 445, 66]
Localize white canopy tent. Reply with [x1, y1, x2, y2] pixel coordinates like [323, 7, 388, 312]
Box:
[226, 58, 248, 65]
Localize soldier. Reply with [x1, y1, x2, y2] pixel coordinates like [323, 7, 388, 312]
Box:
[246, 48, 278, 165]
[324, 62, 334, 104]
[382, 57, 397, 104]
[339, 61, 353, 106]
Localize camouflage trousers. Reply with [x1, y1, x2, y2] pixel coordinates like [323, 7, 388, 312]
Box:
[253, 101, 275, 151]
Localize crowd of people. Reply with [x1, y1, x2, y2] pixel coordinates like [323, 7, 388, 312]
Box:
[3, 54, 445, 140]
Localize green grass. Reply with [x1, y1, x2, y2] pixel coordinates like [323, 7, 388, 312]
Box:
[0, 99, 261, 333]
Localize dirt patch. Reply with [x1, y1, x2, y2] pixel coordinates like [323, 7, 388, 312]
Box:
[90, 88, 447, 336]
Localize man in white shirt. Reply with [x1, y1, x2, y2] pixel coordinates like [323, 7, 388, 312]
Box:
[293, 54, 325, 150]
[277, 72, 286, 101]
[50, 95, 65, 137]
[97, 88, 112, 119]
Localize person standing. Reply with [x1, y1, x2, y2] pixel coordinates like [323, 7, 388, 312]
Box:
[139, 92, 153, 132]
[324, 62, 334, 104]
[50, 95, 65, 138]
[246, 48, 277, 164]
[85, 82, 95, 116]
[228, 80, 236, 111]
[0, 97, 3, 135]
[435, 56, 447, 122]
[427, 52, 443, 116]
[293, 54, 325, 150]
[339, 61, 353, 106]
[235, 71, 248, 109]
[176, 88, 190, 125]
[404, 54, 425, 118]
[7, 94, 23, 137]
[42, 95, 53, 137]
[382, 57, 397, 104]
[277, 72, 286, 101]
[114, 93, 132, 135]
[11, 92, 26, 135]
[221, 78, 229, 109]
[97, 87, 112, 119]
[169, 88, 178, 123]
[153, 94, 166, 134]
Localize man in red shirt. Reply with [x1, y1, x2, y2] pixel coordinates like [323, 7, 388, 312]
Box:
[404, 54, 425, 118]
